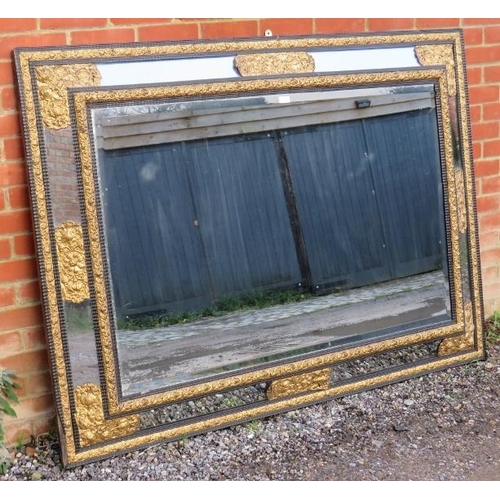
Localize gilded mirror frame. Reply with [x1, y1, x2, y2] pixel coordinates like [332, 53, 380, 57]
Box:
[13, 30, 485, 467]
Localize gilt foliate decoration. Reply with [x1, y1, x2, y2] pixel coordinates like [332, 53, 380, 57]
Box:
[35, 64, 101, 129]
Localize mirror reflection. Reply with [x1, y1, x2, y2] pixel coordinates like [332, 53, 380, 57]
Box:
[88, 84, 451, 397]
[95, 46, 420, 87]
[44, 127, 99, 387]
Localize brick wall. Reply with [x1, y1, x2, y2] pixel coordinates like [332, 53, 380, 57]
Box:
[1, 18, 500, 444]
[45, 128, 81, 226]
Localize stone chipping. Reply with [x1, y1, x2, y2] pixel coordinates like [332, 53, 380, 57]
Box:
[1, 341, 499, 481]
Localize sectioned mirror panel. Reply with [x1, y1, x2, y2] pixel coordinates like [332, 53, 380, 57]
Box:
[14, 31, 485, 467]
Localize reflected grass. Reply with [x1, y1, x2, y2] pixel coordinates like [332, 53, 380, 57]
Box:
[65, 302, 93, 334]
[118, 289, 312, 331]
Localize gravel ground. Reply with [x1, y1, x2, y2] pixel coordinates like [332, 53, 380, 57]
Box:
[1, 336, 499, 481]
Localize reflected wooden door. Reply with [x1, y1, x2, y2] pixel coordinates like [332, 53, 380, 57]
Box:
[282, 108, 444, 293]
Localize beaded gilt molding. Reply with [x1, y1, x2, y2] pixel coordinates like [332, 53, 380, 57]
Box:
[14, 30, 484, 467]
[71, 68, 464, 417]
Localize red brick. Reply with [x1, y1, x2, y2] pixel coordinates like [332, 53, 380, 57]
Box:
[478, 247, 500, 266]
[4, 421, 36, 446]
[8, 185, 30, 209]
[416, 18, 460, 28]
[477, 195, 500, 213]
[480, 265, 499, 284]
[467, 67, 482, 85]
[0, 238, 10, 260]
[70, 28, 135, 46]
[2, 349, 48, 373]
[31, 417, 53, 437]
[475, 159, 500, 176]
[0, 210, 32, 234]
[14, 233, 35, 256]
[16, 393, 54, 415]
[480, 212, 500, 231]
[484, 66, 500, 83]
[469, 104, 481, 123]
[472, 122, 499, 141]
[0, 61, 15, 86]
[466, 45, 500, 64]
[483, 139, 500, 158]
[1, 87, 18, 110]
[0, 33, 67, 59]
[26, 372, 52, 396]
[0, 258, 37, 283]
[23, 326, 46, 350]
[0, 19, 37, 32]
[138, 23, 199, 42]
[482, 176, 500, 194]
[483, 282, 500, 298]
[473, 141, 482, 159]
[367, 18, 414, 31]
[0, 330, 21, 353]
[464, 19, 500, 25]
[6, 375, 27, 399]
[40, 18, 107, 29]
[177, 19, 219, 22]
[200, 20, 258, 39]
[463, 27, 484, 46]
[18, 280, 40, 303]
[0, 305, 43, 334]
[111, 18, 171, 25]
[484, 102, 500, 121]
[0, 113, 21, 136]
[260, 18, 313, 36]
[0, 163, 27, 187]
[484, 26, 500, 44]
[468, 85, 499, 104]
[4, 138, 25, 160]
[484, 298, 498, 316]
[0, 415, 48, 448]
[315, 18, 365, 34]
[0, 190, 4, 211]
[0, 285, 15, 307]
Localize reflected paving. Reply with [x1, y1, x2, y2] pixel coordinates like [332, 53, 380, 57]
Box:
[117, 271, 449, 396]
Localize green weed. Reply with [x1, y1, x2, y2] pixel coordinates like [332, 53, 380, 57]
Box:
[119, 288, 312, 331]
[244, 420, 261, 433]
[485, 311, 500, 347]
[222, 396, 240, 409]
[0, 370, 20, 474]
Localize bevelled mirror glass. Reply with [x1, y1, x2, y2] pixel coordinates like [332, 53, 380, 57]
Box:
[14, 30, 485, 467]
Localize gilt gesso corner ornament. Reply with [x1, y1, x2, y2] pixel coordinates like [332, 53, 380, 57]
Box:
[438, 302, 476, 356]
[415, 44, 456, 96]
[14, 30, 484, 467]
[35, 64, 101, 129]
[75, 384, 139, 447]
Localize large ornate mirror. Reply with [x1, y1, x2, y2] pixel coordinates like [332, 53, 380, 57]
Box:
[14, 30, 485, 467]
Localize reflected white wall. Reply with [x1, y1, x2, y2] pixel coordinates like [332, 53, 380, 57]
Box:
[98, 56, 238, 86]
[313, 47, 420, 72]
[97, 47, 420, 87]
